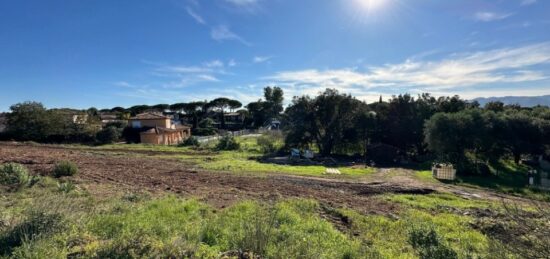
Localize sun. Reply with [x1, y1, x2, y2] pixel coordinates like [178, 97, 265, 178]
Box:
[355, 0, 388, 12]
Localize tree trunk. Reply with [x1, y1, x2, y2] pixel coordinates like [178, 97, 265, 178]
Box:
[192, 114, 198, 129]
[221, 110, 226, 129]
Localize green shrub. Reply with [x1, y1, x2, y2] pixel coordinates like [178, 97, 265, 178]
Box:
[216, 136, 240, 151]
[199, 118, 215, 128]
[192, 127, 217, 136]
[96, 126, 122, 144]
[257, 135, 276, 154]
[0, 163, 30, 189]
[408, 225, 458, 259]
[52, 161, 78, 178]
[0, 211, 63, 256]
[179, 136, 200, 147]
[57, 181, 76, 193]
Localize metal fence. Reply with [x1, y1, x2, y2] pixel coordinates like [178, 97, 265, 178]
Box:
[196, 129, 268, 143]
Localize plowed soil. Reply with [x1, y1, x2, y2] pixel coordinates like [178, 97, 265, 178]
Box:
[0, 142, 437, 213]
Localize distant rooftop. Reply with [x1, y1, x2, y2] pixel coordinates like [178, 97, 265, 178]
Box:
[129, 112, 169, 120]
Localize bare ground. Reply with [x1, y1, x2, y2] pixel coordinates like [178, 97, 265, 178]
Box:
[0, 142, 530, 213]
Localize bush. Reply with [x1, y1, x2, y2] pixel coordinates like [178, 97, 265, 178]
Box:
[0, 163, 30, 189]
[408, 225, 457, 259]
[0, 211, 63, 256]
[179, 136, 200, 147]
[192, 127, 217, 136]
[199, 118, 215, 128]
[52, 161, 78, 178]
[257, 135, 276, 154]
[57, 181, 76, 193]
[216, 136, 240, 151]
[96, 126, 122, 144]
[122, 127, 142, 143]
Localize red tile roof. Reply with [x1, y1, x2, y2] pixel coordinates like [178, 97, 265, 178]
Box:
[129, 112, 169, 120]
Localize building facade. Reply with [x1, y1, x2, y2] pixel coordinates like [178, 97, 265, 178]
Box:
[128, 113, 191, 145]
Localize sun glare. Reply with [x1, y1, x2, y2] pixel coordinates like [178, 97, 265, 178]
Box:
[356, 0, 387, 12]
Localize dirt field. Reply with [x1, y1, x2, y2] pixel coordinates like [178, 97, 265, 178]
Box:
[0, 142, 521, 213]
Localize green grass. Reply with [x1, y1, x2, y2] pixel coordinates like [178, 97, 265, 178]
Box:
[455, 160, 550, 201]
[188, 150, 376, 177]
[414, 170, 438, 183]
[1, 174, 524, 258]
[340, 208, 494, 259]
[386, 193, 493, 210]
[3, 192, 362, 258]
[193, 135, 376, 177]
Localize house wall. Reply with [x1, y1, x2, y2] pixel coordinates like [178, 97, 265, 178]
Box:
[140, 133, 161, 144]
[129, 118, 170, 129]
[139, 129, 190, 145]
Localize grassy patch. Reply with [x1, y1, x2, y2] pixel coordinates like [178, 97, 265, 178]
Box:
[340, 208, 493, 258]
[386, 193, 493, 210]
[456, 160, 550, 201]
[414, 170, 438, 183]
[187, 150, 375, 177]
[1, 177, 522, 258]
[5, 196, 361, 258]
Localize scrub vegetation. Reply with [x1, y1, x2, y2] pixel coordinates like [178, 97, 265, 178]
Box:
[0, 173, 523, 259]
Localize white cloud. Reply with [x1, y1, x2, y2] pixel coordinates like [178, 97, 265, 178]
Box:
[118, 59, 230, 92]
[203, 60, 224, 68]
[158, 66, 212, 74]
[228, 59, 237, 67]
[253, 56, 273, 63]
[267, 42, 550, 92]
[473, 12, 513, 22]
[186, 7, 205, 24]
[113, 81, 134, 88]
[224, 0, 261, 13]
[196, 74, 220, 82]
[521, 0, 537, 6]
[210, 25, 251, 46]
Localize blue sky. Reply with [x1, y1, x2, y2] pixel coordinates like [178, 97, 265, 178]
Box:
[1, 0, 549, 111]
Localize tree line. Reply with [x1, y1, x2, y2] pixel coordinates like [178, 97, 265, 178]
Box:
[282, 89, 550, 173]
[2, 87, 549, 175]
[0, 87, 285, 143]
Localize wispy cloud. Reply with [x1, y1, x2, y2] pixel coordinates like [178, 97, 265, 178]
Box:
[521, 0, 537, 6]
[224, 0, 261, 13]
[267, 42, 550, 92]
[473, 12, 513, 22]
[253, 56, 273, 63]
[115, 59, 231, 94]
[186, 7, 205, 24]
[211, 25, 251, 46]
[228, 59, 237, 67]
[203, 60, 224, 68]
[196, 74, 220, 82]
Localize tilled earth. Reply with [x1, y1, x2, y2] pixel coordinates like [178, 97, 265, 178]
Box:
[0, 142, 436, 214]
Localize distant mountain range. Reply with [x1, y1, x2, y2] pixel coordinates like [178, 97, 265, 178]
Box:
[473, 95, 550, 107]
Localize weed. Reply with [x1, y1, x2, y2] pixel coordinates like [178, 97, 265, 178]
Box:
[0, 211, 64, 256]
[408, 224, 458, 259]
[216, 135, 240, 151]
[0, 163, 31, 190]
[57, 181, 76, 194]
[52, 161, 78, 178]
[179, 136, 200, 147]
[257, 135, 276, 153]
